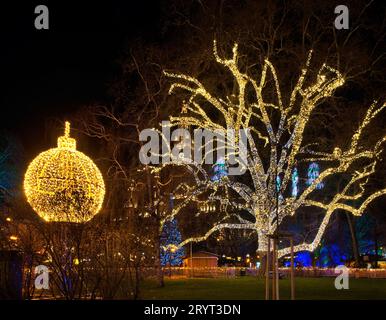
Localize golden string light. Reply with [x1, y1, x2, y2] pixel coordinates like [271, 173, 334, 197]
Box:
[24, 121, 105, 223]
[159, 40, 385, 256]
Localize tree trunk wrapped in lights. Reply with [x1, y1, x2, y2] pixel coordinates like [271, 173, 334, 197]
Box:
[155, 40, 386, 257]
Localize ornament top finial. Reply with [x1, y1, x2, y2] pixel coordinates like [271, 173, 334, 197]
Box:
[64, 121, 71, 137]
[58, 121, 76, 150]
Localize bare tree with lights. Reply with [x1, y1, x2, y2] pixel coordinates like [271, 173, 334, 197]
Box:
[157, 40, 386, 259]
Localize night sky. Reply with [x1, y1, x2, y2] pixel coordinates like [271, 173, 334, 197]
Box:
[0, 2, 160, 156]
[0, 1, 384, 164]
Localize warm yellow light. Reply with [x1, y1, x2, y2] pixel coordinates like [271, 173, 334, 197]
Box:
[160, 40, 385, 258]
[6, 217, 11, 222]
[24, 121, 105, 223]
[9, 235, 18, 241]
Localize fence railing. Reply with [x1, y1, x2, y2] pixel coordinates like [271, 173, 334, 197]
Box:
[159, 267, 386, 279]
[162, 267, 238, 278]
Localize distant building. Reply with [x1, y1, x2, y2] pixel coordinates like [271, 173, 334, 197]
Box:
[183, 251, 219, 268]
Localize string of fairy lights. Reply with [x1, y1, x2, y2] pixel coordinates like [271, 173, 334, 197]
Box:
[158, 40, 386, 256]
[21, 41, 385, 261]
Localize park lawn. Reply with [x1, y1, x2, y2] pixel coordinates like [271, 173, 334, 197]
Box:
[141, 276, 386, 300]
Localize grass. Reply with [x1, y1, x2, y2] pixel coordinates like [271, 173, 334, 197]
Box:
[141, 276, 386, 300]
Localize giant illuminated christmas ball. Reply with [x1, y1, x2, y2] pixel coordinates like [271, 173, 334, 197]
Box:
[24, 122, 105, 223]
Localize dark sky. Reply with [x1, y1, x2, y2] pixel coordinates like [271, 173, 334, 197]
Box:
[0, 1, 384, 162]
[0, 1, 385, 227]
[0, 2, 160, 156]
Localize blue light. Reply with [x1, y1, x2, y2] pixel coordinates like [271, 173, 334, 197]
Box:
[211, 158, 228, 182]
[316, 244, 346, 267]
[291, 167, 299, 197]
[306, 162, 324, 189]
[295, 251, 312, 267]
[160, 218, 185, 266]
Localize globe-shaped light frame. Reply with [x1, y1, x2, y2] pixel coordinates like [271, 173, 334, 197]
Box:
[24, 122, 105, 223]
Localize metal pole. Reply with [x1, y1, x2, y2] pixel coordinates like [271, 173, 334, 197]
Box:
[274, 149, 280, 300]
[190, 242, 193, 278]
[265, 237, 270, 300]
[271, 238, 276, 300]
[290, 237, 295, 300]
[275, 239, 279, 300]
